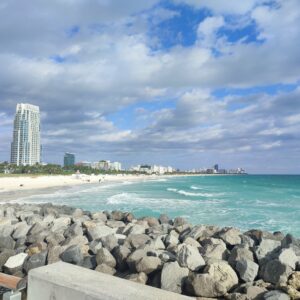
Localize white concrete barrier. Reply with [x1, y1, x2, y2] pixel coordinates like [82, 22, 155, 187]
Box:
[28, 262, 195, 300]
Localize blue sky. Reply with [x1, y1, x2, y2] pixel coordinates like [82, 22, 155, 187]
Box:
[0, 0, 299, 173]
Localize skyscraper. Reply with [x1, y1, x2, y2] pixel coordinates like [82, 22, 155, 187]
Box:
[11, 103, 41, 166]
[64, 153, 75, 167]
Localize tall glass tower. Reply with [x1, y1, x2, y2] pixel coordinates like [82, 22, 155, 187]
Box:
[11, 103, 41, 166]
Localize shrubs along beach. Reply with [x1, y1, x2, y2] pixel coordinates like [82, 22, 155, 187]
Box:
[0, 203, 299, 299]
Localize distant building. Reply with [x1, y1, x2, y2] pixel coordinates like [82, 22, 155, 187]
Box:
[11, 103, 41, 166]
[214, 164, 219, 172]
[64, 153, 75, 167]
[110, 161, 122, 171]
[99, 160, 110, 171]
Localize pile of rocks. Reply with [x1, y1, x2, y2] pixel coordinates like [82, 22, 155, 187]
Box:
[0, 203, 300, 299]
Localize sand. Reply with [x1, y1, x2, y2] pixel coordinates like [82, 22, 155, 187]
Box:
[0, 173, 159, 195]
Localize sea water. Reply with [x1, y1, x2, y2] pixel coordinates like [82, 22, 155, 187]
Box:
[14, 175, 300, 236]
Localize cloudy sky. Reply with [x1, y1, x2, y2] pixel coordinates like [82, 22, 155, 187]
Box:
[0, 0, 299, 173]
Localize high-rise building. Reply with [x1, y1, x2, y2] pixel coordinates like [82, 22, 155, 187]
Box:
[11, 103, 41, 166]
[64, 153, 75, 167]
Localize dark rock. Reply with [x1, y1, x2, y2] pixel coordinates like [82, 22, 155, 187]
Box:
[112, 245, 131, 271]
[0, 236, 16, 250]
[96, 248, 116, 268]
[81, 256, 97, 269]
[23, 251, 47, 273]
[60, 245, 83, 265]
[263, 291, 290, 300]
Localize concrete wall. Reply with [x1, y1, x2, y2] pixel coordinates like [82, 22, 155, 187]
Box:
[28, 262, 195, 300]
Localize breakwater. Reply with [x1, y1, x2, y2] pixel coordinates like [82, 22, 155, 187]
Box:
[0, 203, 299, 299]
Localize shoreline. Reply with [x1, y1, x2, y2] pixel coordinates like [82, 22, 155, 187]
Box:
[0, 173, 166, 202]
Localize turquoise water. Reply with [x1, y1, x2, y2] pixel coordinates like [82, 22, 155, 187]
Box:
[15, 175, 300, 236]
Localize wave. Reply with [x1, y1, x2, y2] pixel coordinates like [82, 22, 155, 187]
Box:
[167, 188, 221, 197]
[190, 185, 203, 190]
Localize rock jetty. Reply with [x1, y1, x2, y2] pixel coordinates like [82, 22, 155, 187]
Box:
[0, 203, 299, 299]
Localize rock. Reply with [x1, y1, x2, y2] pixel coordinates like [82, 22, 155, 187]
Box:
[100, 234, 118, 252]
[165, 231, 179, 246]
[81, 256, 97, 270]
[87, 225, 115, 241]
[218, 227, 242, 246]
[255, 239, 281, 264]
[89, 239, 103, 255]
[263, 259, 293, 285]
[227, 292, 248, 300]
[60, 245, 83, 265]
[23, 251, 47, 273]
[159, 214, 169, 224]
[161, 261, 189, 294]
[91, 212, 107, 222]
[183, 237, 201, 248]
[126, 234, 151, 249]
[236, 259, 259, 282]
[64, 223, 83, 238]
[201, 238, 228, 261]
[136, 256, 162, 274]
[177, 244, 205, 271]
[0, 250, 15, 271]
[125, 272, 148, 284]
[228, 245, 255, 268]
[72, 208, 83, 218]
[0, 224, 14, 237]
[146, 237, 165, 250]
[278, 248, 298, 269]
[46, 232, 65, 246]
[127, 248, 150, 272]
[281, 234, 300, 256]
[51, 217, 71, 233]
[246, 286, 267, 300]
[47, 246, 65, 264]
[95, 263, 116, 275]
[110, 211, 124, 221]
[187, 261, 239, 297]
[0, 236, 16, 250]
[263, 291, 290, 300]
[4, 253, 28, 274]
[159, 251, 177, 263]
[96, 248, 116, 268]
[144, 217, 160, 227]
[173, 217, 187, 227]
[12, 222, 31, 239]
[286, 272, 300, 300]
[125, 224, 146, 235]
[112, 245, 131, 271]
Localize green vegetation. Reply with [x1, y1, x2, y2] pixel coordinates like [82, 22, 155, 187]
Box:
[0, 162, 134, 176]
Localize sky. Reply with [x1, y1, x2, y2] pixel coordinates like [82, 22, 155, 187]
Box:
[0, 0, 299, 173]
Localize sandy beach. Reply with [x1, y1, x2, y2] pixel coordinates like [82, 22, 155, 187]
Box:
[0, 173, 161, 201]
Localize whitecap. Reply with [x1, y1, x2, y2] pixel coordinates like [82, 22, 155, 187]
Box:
[190, 185, 203, 190]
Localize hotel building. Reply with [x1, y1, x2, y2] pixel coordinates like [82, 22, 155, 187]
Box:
[11, 103, 41, 166]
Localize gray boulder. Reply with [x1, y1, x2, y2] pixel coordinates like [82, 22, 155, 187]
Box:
[177, 244, 205, 271]
[201, 238, 228, 261]
[125, 272, 148, 284]
[96, 248, 116, 268]
[81, 256, 97, 269]
[0, 236, 16, 250]
[0, 250, 15, 271]
[236, 259, 259, 282]
[255, 239, 281, 264]
[136, 256, 162, 274]
[60, 245, 83, 265]
[264, 291, 290, 300]
[228, 245, 255, 268]
[112, 245, 131, 271]
[47, 246, 66, 264]
[126, 234, 151, 249]
[12, 222, 31, 239]
[278, 248, 298, 269]
[23, 251, 47, 273]
[51, 217, 71, 233]
[161, 261, 189, 294]
[95, 263, 116, 275]
[263, 259, 293, 285]
[86, 225, 115, 241]
[100, 234, 118, 252]
[218, 227, 242, 246]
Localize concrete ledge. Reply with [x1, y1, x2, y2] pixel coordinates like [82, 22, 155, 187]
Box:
[28, 262, 195, 300]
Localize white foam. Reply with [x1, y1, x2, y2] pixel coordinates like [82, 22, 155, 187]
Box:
[167, 187, 223, 197]
[190, 185, 203, 190]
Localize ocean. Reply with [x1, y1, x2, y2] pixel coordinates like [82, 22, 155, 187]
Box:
[14, 175, 300, 236]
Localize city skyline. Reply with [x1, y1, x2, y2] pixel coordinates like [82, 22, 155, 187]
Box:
[0, 1, 300, 174]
